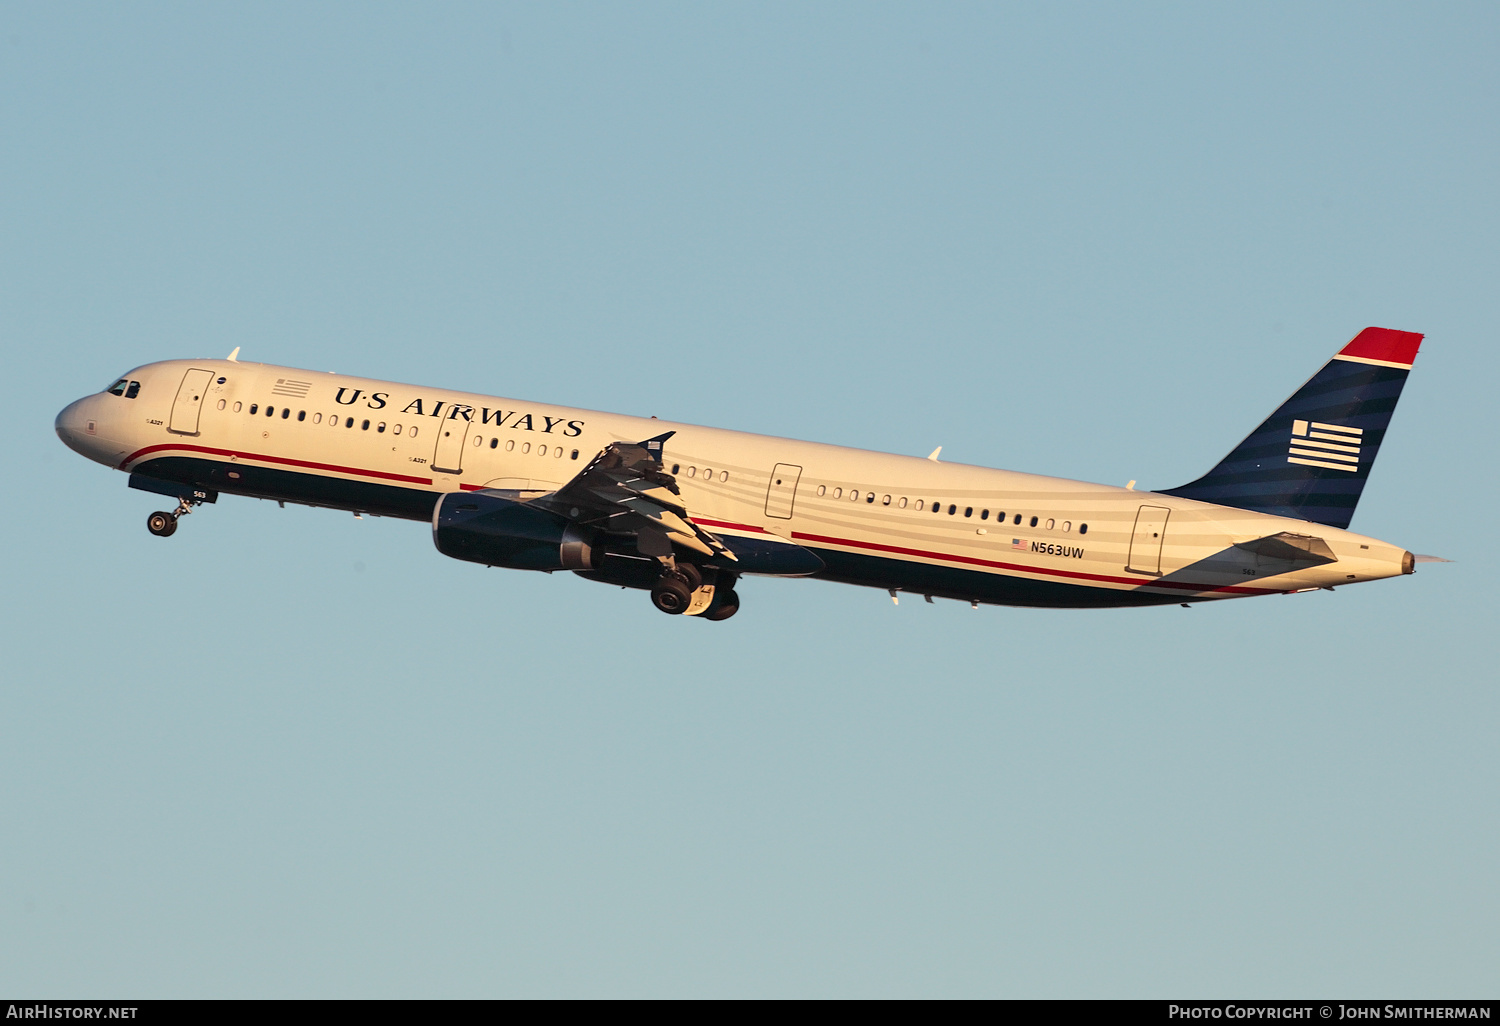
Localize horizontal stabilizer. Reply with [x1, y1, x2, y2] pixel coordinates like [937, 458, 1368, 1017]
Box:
[1232, 532, 1337, 566]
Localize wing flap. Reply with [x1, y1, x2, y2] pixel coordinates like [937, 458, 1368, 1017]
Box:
[539, 431, 737, 563]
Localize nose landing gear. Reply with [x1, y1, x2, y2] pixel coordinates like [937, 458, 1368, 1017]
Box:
[146, 495, 201, 538]
[146, 511, 177, 537]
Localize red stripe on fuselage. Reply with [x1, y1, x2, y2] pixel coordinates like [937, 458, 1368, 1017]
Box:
[120, 443, 434, 486]
[694, 517, 770, 534]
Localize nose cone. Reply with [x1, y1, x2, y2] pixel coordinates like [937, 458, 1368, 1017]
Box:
[55, 397, 90, 452]
[55, 395, 117, 466]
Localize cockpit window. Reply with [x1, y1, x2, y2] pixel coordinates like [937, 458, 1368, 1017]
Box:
[124, 381, 141, 399]
[105, 378, 129, 396]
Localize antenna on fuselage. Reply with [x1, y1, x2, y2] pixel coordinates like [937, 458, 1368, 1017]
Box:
[226, 347, 240, 362]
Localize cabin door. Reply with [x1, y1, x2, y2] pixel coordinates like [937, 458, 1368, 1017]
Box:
[168, 368, 215, 435]
[431, 415, 473, 476]
[1127, 505, 1171, 575]
[765, 464, 802, 519]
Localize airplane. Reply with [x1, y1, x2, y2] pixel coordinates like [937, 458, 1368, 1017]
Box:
[54, 327, 1438, 621]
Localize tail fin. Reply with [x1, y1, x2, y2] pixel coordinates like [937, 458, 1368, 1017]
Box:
[1160, 327, 1422, 529]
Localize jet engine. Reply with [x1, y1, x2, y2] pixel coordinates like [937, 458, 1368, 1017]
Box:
[433, 492, 598, 572]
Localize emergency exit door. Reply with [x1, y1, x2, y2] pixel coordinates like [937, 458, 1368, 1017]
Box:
[168, 368, 215, 435]
[765, 464, 802, 519]
[431, 415, 472, 475]
[1127, 505, 1171, 575]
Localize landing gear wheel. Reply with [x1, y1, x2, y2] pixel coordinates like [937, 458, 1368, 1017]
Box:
[703, 589, 740, 621]
[147, 511, 178, 537]
[673, 563, 703, 593]
[650, 575, 694, 615]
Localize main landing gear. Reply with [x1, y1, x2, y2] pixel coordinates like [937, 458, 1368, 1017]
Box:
[146, 496, 201, 538]
[649, 564, 739, 621]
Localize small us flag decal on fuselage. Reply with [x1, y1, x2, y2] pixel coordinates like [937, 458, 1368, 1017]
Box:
[1288, 419, 1361, 473]
[271, 378, 312, 398]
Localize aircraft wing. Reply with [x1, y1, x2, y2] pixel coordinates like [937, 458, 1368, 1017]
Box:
[537, 431, 737, 562]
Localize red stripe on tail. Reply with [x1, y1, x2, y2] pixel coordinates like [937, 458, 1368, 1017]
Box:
[1339, 327, 1423, 367]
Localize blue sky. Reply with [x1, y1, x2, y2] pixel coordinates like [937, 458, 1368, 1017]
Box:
[2, 2, 1496, 997]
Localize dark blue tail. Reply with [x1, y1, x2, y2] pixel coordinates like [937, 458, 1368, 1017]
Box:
[1160, 327, 1422, 529]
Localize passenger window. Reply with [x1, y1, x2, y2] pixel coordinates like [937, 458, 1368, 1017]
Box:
[556, 448, 563, 458]
[720, 471, 728, 481]
[949, 505, 957, 515]
[313, 412, 321, 423]
[234, 402, 243, 413]
[538, 445, 547, 456]
[866, 493, 875, 504]
[882, 495, 891, 506]
[1013, 514, 1022, 525]
[522, 442, 531, 454]
[125, 382, 141, 399]
[703, 468, 712, 479]
[817, 485, 826, 496]
[490, 437, 498, 448]
[1062, 521, 1071, 532]
[933, 502, 942, 514]
[472, 434, 482, 446]
[996, 512, 1005, 522]
[672, 464, 680, 474]
[505, 439, 513, 451]
[378, 422, 386, 433]
[361, 419, 370, 430]
[391, 422, 399, 434]
[571, 450, 580, 460]
[980, 509, 988, 520]
[409, 426, 418, 438]
[833, 487, 842, 498]
[898, 497, 907, 509]
[217, 399, 226, 410]
[346, 417, 354, 428]
[1030, 516, 1038, 527]
[850, 491, 860, 501]
[267, 406, 275, 417]
[1046, 518, 1054, 530]
[964, 507, 973, 517]
[1079, 524, 1088, 535]
[281, 408, 290, 419]
[249, 404, 258, 415]
[913, 499, 923, 510]
[298, 410, 306, 421]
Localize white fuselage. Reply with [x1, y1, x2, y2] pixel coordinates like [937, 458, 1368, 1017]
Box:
[56, 358, 1413, 608]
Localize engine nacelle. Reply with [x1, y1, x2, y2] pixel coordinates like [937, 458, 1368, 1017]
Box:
[433, 492, 597, 572]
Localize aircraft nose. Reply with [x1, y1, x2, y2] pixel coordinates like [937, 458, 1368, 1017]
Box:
[55, 395, 103, 459]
